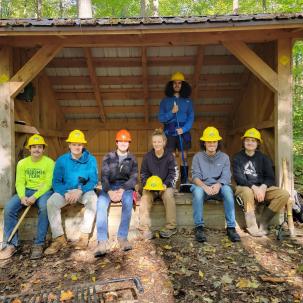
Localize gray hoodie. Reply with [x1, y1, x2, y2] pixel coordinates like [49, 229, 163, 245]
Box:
[191, 151, 231, 186]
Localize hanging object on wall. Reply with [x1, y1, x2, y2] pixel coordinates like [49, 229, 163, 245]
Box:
[16, 83, 35, 102]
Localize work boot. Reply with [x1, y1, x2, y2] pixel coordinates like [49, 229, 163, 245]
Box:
[244, 211, 263, 237]
[195, 226, 207, 242]
[44, 235, 67, 255]
[180, 166, 189, 184]
[259, 207, 276, 236]
[94, 240, 108, 257]
[117, 238, 132, 252]
[226, 227, 241, 242]
[30, 244, 44, 260]
[74, 233, 90, 250]
[160, 228, 177, 238]
[0, 245, 17, 260]
[141, 230, 154, 240]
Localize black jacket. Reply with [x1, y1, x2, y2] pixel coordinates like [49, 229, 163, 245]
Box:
[101, 151, 138, 192]
[232, 150, 276, 188]
[140, 148, 178, 188]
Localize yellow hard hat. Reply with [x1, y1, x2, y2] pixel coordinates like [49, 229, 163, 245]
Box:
[200, 126, 222, 142]
[144, 175, 165, 191]
[241, 128, 263, 143]
[66, 129, 87, 144]
[25, 134, 47, 149]
[171, 72, 185, 81]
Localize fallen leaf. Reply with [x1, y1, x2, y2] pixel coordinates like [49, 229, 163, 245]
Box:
[91, 276, 96, 283]
[236, 278, 259, 288]
[163, 245, 172, 250]
[12, 299, 22, 303]
[71, 274, 78, 281]
[198, 270, 204, 279]
[296, 264, 303, 273]
[221, 274, 233, 284]
[60, 290, 74, 301]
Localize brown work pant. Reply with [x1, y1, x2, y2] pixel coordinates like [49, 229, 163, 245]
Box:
[235, 186, 289, 213]
[139, 188, 177, 231]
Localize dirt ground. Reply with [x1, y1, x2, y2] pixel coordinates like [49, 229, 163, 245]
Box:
[0, 224, 303, 303]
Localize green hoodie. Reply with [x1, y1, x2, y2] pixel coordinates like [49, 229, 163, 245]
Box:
[15, 155, 55, 199]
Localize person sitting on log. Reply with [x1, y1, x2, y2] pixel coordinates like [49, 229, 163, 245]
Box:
[139, 128, 179, 239]
[0, 134, 54, 260]
[233, 128, 289, 237]
[94, 129, 138, 257]
[190, 126, 240, 243]
[44, 130, 98, 255]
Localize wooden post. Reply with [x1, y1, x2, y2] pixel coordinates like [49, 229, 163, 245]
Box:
[0, 47, 14, 208]
[275, 39, 293, 192]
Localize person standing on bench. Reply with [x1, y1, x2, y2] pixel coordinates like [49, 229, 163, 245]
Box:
[45, 130, 98, 255]
[233, 128, 289, 237]
[94, 129, 138, 257]
[0, 134, 54, 260]
[190, 126, 240, 243]
[158, 72, 194, 187]
[139, 128, 179, 240]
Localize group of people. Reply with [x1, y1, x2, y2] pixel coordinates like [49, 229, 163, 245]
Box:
[0, 72, 289, 260]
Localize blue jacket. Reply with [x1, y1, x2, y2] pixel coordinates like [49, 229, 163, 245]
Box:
[53, 149, 98, 195]
[158, 96, 194, 136]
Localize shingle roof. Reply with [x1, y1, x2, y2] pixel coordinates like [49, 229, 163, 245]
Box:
[0, 13, 302, 29]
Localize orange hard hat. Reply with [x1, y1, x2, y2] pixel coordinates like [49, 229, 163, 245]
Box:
[116, 129, 132, 142]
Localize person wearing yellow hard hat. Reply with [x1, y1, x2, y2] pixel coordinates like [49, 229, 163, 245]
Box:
[158, 72, 194, 190]
[45, 130, 98, 255]
[0, 134, 54, 261]
[139, 129, 178, 239]
[233, 128, 289, 237]
[191, 126, 240, 243]
[94, 129, 138, 257]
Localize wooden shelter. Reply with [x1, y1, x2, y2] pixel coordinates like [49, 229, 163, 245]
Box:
[0, 13, 301, 217]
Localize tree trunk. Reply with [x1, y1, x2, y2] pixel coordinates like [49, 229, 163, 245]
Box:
[151, 0, 159, 17]
[140, 0, 148, 17]
[262, 0, 267, 12]
[77, 0, 92, 18]
[59, 0, 63, 18]
[233, 0, 239, 14]
[37, 0, 42, 19]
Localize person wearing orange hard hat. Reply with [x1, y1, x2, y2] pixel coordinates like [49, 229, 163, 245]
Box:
[158, 72, 194, 190]
[95, 129, 138, 257]
[233, 128, 289, 237]
[45, 130, 98, 255]
[0, 134, 54, 261]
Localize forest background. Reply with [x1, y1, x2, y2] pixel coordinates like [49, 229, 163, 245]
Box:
[1, 0, 303, 189]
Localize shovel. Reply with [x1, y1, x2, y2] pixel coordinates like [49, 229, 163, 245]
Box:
[0, 205, 31, 249]
[175, 107, 192, 193]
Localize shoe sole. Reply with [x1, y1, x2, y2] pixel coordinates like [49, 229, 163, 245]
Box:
[94, 251, 107, 258]
[160, 230, 177, 238]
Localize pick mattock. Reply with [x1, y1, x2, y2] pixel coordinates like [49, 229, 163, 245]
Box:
[0, 205, 31, 250]
[282, 158, 296, 238]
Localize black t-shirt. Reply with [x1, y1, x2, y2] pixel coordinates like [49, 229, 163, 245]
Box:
[232, 150, 276, 188]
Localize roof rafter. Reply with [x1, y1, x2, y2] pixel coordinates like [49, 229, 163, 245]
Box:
[83, 47, 106, 122]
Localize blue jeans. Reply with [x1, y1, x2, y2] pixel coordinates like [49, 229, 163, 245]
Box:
[191, 184, 236, 228]
[96, 186, 133, 241]
[3, 189, 53, 246]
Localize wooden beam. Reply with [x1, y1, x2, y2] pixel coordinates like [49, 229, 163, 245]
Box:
[56, 89, 240, 100]
[223, 41, 278, 93]
[228, 120, 274, 136]
[49, 73, 243, 86]
[61, 104, 233, 115]
[0, 48, 14, 207]
[192, 46, 204, 101]
[83, 47, 106, 122]
[141, 47, 149, 123]
[275, 39, 293, 191]
[64, 117, 227, 130]
[9, 43, 62, 98]
[47, 55, 240, 68]
[0, 29, 300, 47]
[14, 124, 68, 137]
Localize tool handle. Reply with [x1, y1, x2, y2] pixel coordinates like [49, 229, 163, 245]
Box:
[7, 205, 31, 243]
